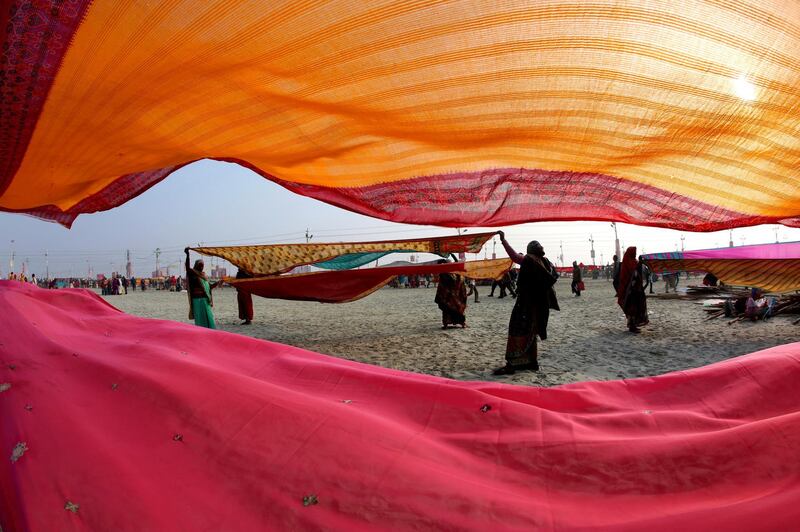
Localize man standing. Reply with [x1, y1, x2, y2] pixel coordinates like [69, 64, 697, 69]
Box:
[465, 277, 480, 303]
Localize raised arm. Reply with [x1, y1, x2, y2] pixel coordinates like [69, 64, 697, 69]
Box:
[498, 231, 524, 265]
[184, 248, 201, 277]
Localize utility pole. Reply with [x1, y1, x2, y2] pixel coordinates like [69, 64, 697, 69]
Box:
[492, 239, 496, 259]
[45, 250, 49, 281]
[9, 239, 15, 274]
[305, 228, 313, 243]
[611, 223, 621, 259]
[680, 235, 685, 252]
[559, 241, 564, 267]
[600, 252, 604, 266]
[774, 228, 779, 243]
[126, 249, 132, 278]
[456, 228, 468, 261]
[589, 235, 595, 266]
[154, 248, 161, 277]
[729, 229, 734, 247]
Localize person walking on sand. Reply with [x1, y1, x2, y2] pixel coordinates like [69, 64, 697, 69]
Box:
[617, 247, 649, 333]
[639, 256, 655, 294]
[235, 268, 254, 325]
[465, 277, 480, 303]
[493, 231, 559, 375]
[434, 260, 468, 329]
[571, 261, 583, 297]
[184, 248, 223, 329]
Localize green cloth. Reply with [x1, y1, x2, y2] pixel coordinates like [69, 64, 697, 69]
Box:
[314, 250, 425, 270]
[192, 278, 216, 329]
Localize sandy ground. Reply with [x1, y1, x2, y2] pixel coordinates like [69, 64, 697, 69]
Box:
[103, 279, 799, 386]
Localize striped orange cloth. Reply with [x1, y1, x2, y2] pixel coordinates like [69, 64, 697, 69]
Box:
[193, 233, 495, 275]
[2, 1, 800, 229]
[646, 259, 800, 293]
[643, 242, 800, 292]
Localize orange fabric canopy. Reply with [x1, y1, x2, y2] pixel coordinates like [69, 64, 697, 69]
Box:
[2, 1, 800, 229]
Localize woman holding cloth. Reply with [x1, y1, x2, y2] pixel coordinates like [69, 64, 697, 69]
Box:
[494, 231, 560, 375]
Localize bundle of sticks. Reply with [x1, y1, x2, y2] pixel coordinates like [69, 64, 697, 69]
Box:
[649, 285, 751, 300]
[698, 290, 800, 325]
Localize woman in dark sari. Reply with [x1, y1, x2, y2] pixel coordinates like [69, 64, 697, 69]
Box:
[571, 261, 582, 296]
[617, 246, 648, 333]
[434, 264, 468, 329]
[494, 232, 560, 375]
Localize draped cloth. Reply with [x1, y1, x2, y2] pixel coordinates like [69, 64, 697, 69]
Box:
[2, 281, 800, 530]
[643, 242, 800, 292]
[435, 273, 467, 327]
[3, 1, 800, 230]
[226, 259, 512, 304]
[193, 233, 494, 276]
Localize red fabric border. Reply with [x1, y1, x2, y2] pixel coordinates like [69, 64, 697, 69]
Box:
[4, 158, 799, 231]
[0, 0, 92, 196]
[228, 261, 474, 303]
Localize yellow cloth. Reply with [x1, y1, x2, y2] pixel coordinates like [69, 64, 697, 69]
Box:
[194, 233, 495, 275]
[646, 259, 800, 293]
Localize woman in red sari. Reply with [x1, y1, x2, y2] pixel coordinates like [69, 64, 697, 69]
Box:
[235, 269, 254, 325]
[617, 246, 649, 333]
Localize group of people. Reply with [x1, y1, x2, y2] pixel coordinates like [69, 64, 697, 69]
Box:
[6, 272, 36, 284]
[433, 235, 657, 375]
[431, 232, 560, 375]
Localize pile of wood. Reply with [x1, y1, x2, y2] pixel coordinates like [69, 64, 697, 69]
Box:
[649, 285, 751, 300]
[691, 288, 800, 325]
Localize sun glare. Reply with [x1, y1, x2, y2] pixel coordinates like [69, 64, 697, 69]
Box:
[733, 74, 756, 101]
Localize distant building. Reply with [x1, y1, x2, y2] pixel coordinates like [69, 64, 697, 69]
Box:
[210, 266, 227, 279]
[151, 269, 165, 278]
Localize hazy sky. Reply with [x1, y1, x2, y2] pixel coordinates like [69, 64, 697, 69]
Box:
[2, 159, 798, 278]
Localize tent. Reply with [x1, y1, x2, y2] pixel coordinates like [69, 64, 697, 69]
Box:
[642, 242, 800, 292]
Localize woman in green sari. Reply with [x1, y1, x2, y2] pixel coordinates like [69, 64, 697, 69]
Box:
[184, 248, 223, 329]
